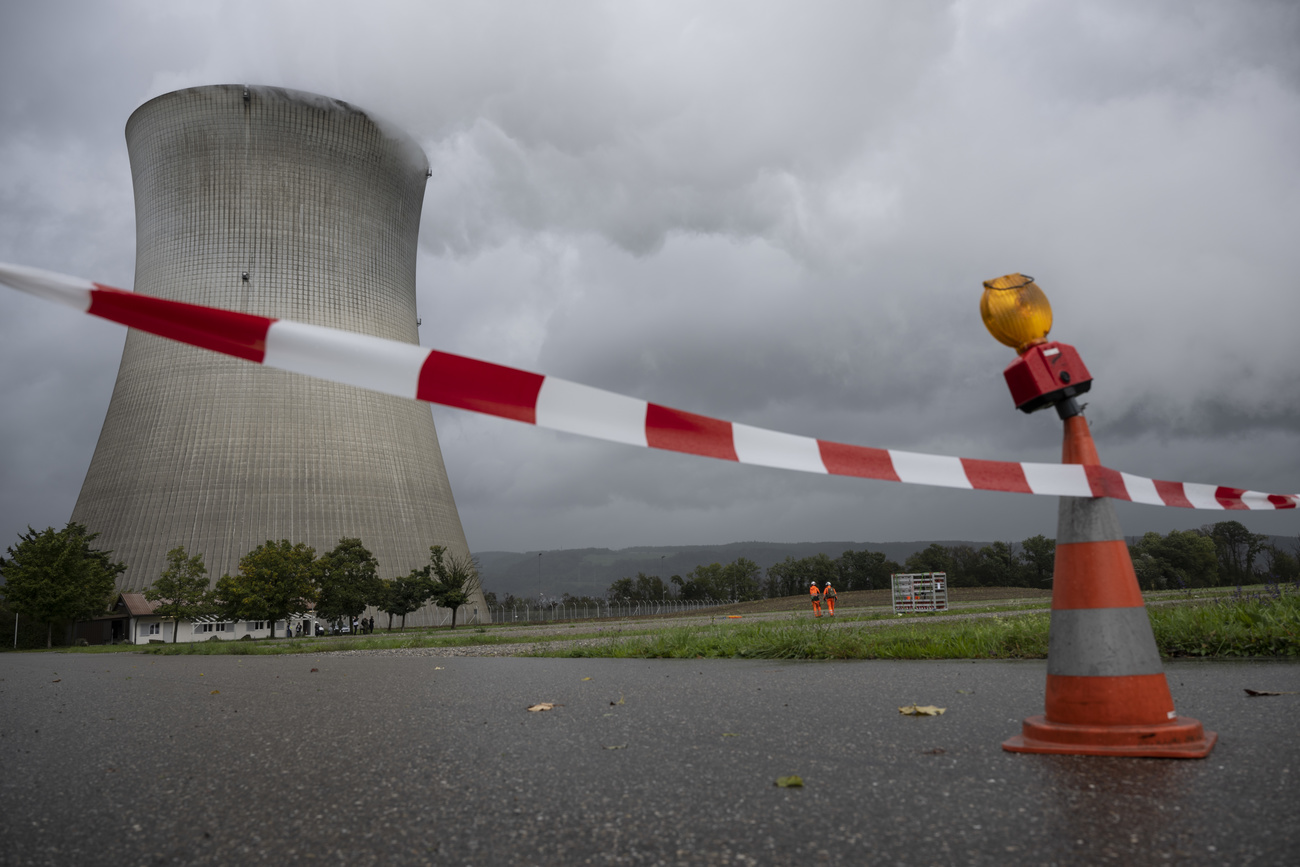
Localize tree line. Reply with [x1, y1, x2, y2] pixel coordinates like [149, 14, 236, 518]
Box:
[597, 541, 1047, 602]
[1129, 521, 1297, 590]
[1, 523, 480, 647]
[594, 522, 1298, 601]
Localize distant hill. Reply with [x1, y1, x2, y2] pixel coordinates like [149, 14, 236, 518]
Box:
[474, 540, 979, 600]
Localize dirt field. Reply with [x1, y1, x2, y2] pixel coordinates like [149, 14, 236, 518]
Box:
[691, 586, 1053, 617]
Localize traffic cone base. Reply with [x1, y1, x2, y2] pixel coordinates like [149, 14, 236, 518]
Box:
[1004, 714, 1217, 758]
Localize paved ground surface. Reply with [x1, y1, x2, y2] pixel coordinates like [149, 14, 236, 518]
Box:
[1, 652, 1296, 865]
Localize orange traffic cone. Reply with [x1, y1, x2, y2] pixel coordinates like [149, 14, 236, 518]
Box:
[1003, 414, 1217, 757]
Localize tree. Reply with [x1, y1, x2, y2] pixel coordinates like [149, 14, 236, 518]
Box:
[1128, 530, 1218, 590]
[673, 563, 726, 601]
[1019, 535, 1056, 586]
[145, 546, 212, 643]
[762, 557, 804, 598]
[903, 543, 953, 576]
[670, 558, 765, 602]
[837, 549, 900, 591]
[314, 538, 382, 630]
[1202, 521, 1268, 585]
[608, 572, 671, 603]
[972, 541, 1023, 587]
[559, 593, 603, 606]
[723, 558, 763, 602]
[374, 572, 429, 631]
[945, 545, 981, 587]
[0, 523, 125, 647]
[213, 540, 317, 636]
[758, 554, 836, 599]
[426, 545, 481, 628]
[1262, 545, 1299, 583]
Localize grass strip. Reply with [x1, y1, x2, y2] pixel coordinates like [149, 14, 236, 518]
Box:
[1153, 589, 1300, 658]
[549, 614, 1052, 660]
[545, 591, 1300, 660]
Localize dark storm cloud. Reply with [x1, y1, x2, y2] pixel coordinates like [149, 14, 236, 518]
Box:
[413, 3, 955, 257]
[1, 1, 1296, 557]
[1099, 391, 1300, 443]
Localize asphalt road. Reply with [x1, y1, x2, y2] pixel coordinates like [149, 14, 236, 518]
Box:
[1, 652, 1296, 865]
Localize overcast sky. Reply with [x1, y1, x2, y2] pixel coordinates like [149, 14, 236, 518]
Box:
[1, 0, 1297, 555]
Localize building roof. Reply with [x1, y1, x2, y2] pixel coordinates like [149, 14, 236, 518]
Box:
[118, 592, 160, 616]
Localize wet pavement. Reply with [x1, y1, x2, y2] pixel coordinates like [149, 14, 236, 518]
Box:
[1, 652, 1296, 865]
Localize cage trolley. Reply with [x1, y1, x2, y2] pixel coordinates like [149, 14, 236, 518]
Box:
[890, 572, 949, 613]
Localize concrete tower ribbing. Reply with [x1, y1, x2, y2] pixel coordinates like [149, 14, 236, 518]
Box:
[71, 85, 476, 624]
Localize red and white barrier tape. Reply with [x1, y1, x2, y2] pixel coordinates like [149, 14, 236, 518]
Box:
[2, 261, 1295, 512]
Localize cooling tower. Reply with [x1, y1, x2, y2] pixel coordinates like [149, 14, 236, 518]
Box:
[71, 84, 477, 624]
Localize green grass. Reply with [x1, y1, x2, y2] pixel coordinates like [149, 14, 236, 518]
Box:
[546, 614, 1053, 660]
[1152, 589, 1300, 657]
[543, 589, 1300, 660]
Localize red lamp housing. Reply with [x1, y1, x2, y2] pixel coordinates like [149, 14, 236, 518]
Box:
[1003, 341, 1092, 414]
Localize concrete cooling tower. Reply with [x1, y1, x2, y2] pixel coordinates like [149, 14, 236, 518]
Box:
[71, 84, 478, 625]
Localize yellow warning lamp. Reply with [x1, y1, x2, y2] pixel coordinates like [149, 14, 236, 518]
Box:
[980, 273, 1053, 353]
[981, 273, 1091, 417]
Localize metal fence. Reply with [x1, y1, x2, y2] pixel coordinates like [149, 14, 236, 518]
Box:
[479, 599, 727, 625]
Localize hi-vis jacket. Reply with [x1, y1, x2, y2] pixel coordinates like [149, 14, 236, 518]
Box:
[823, 584, 837, 600]
[809, 584, 822, 602]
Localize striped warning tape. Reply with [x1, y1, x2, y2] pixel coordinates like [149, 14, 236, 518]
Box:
[2, 261, 1295, 511]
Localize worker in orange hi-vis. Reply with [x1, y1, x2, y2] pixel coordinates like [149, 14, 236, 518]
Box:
[822, 581, 837, 616]
[809, 581, 823, 617]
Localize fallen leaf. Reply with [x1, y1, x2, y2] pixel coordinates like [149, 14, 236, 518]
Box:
[310, 668, 318, 672]
[609, 693, 625, 706]
[527, 703, 555, 712]
[434, 667, 444, 670]
[722, 733, 740, 737]
[956, 689, 973, 694]
[581, 677, 592, 681]
[921, 748, 947, 755]
[1244, 688, 1300, 697]
[210, 690, 220, 695]
[774, 775, 804, 788]
[603, 744, 627, 750]
[51, 679, 61, 683]
[899, 704, 946, 716]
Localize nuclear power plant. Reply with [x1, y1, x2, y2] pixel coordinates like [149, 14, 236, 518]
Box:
[71, 84, 478, 624]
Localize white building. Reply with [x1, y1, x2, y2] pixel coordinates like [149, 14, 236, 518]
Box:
[114, 593, 320, 645]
